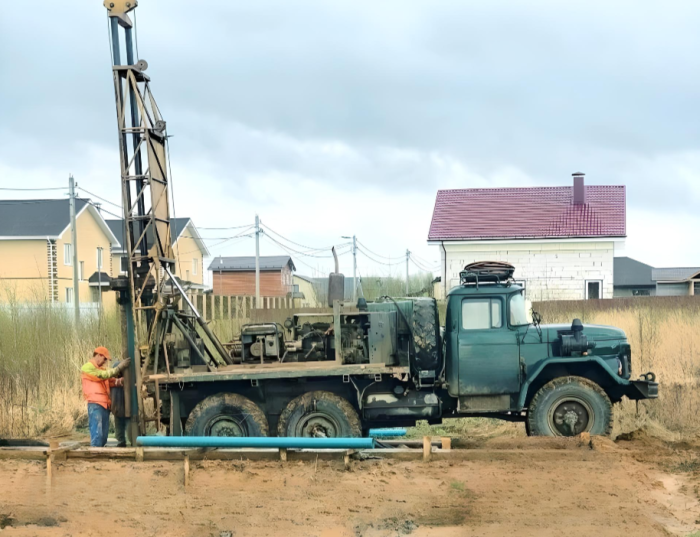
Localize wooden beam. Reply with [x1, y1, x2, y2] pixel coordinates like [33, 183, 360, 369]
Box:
[423, 436, 432, 462]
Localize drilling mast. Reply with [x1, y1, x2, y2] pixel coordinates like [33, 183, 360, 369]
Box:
[104, 0, 231, 439]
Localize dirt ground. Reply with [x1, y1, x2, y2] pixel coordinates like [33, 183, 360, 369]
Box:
[1, 433, 699, 537]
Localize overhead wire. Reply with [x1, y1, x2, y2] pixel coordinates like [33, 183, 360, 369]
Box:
[261, 234, 328, 274]
[263, 233, 351, 258]
[0, 187, 65, 191]
[77, 187, 123, 210]
[260, 220, 343, 253]
[356, 239, 401, 260]
[356, 246, 404, 267]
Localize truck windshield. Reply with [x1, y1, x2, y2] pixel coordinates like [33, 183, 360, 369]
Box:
[509, 292, 529, 326]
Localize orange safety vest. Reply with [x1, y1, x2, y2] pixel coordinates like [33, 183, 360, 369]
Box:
[81, 363, 116, 410]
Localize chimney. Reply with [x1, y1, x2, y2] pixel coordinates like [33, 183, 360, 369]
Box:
[572, 172, 586, 205]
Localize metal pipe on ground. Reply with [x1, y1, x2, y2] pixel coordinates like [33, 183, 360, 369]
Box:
[136, 436, 375, 450]
[368, 428, 407, 437]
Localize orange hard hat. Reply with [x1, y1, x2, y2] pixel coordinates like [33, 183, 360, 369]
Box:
[94, 346, 111, 359]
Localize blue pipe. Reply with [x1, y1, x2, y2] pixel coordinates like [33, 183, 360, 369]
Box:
[368, 428, 407, 437]
[136, 436, 375, 450]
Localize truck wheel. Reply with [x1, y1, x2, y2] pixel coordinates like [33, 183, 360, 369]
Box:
[412, 298, 440, 372]
[527, 376, 612, 437]
[185, 393, 269, 437]
[277, 391, 361, 438]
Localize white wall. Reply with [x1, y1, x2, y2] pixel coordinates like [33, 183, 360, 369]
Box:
[441, 239, 616, 301]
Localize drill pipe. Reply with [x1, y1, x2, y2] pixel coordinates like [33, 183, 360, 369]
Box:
[136, 436, 375, 449]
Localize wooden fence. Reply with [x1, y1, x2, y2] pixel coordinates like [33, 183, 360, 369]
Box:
[185, 294, 331, 323]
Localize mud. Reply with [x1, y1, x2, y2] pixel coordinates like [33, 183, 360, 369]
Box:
[0, 434, 698, 537]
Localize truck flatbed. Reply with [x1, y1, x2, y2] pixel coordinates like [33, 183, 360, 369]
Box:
[147, 362, 411, 384]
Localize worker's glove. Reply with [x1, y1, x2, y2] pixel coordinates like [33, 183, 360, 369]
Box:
[115, 358, 131, 374]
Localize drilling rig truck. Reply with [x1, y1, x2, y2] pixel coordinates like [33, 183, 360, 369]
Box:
[103, 1, 657, 444]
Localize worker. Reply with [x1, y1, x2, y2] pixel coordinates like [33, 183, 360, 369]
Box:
[110, 355, 129, 447]
[81, 347, 130, 447]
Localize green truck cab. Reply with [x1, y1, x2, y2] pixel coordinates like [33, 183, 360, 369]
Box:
[441, 268, 657, 435]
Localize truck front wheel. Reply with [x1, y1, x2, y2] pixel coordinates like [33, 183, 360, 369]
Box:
[185, 393, 269, 437]
[278, 391, 361, 438]
[527, 376, 613, 437]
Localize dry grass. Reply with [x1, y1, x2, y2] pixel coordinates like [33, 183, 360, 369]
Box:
[0, 298, 122, 438]
[535, 296, 700, 438]
[2, 295, 698, 440]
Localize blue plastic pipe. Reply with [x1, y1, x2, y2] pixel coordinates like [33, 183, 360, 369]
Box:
[136, 436, 375, 449]
[368, 428, 407, 437]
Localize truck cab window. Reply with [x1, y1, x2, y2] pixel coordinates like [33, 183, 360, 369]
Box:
[509, 292, 529, 326]
[462, 298, 502, 330]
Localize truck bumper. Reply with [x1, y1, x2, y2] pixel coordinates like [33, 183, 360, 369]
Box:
[626, 378, 659, 400]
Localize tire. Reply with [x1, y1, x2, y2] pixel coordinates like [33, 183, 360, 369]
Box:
[185, 393, 269, 437]
[527, 376, 613, 437]
[411, 298, 441, 372]
[277, 391, 361, 438]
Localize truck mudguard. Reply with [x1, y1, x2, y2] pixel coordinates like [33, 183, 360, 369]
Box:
[517, 356, 626, 409]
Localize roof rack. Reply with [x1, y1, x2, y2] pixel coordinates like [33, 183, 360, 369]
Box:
[459, 261, 515, 289]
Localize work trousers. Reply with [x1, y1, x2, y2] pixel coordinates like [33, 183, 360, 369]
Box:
[114, 415, 130, 447]
[88, 403, 110, 447]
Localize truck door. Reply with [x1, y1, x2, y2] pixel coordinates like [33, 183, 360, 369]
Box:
[457, 296, 520, 403]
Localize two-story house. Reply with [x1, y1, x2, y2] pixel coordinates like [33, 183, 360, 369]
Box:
[0, 199, 118, 307]
[428, 173, 626, 301]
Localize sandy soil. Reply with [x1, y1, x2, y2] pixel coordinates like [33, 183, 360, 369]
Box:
[0, 434, 699, 537]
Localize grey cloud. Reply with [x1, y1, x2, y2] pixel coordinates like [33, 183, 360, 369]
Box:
[1, 0, 700, 214]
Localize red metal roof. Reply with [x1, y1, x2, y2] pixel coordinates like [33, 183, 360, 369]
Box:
[428, 185, 625, 241]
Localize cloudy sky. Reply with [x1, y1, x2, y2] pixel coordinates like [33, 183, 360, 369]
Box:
[2, 0, 700, 284]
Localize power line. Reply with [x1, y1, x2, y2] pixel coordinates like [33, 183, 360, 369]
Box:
[356, 239, 401, 260]
[77, 187, 122, 209]
[198, 224, 254, 230]
[261, 235, 327, 274]
[264, 233, 351, 258]
[410, 257, 438, 273]
[356, 247, 404, 267]
[260, 221, 343, 253]
[0, 187, 65, 191]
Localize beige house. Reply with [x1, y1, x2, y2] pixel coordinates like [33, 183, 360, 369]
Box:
[107, 217, 209, 288]
[0, 199, 119, 308]
[293, 275, 319, 307]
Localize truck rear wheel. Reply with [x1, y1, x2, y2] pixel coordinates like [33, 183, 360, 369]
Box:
[527, 376, 612, 437]
[185, 393, 269, 437]
[277, 391, 361, 438]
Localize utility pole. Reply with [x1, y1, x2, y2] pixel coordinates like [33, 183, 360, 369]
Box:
[352, 235, 357, 302]
[342, 235, 357, 301]
[255, 214, 260, 308]
[69, 175, 80, 323]
[405, 249, 410, 296]
[97, 247, 103, 314]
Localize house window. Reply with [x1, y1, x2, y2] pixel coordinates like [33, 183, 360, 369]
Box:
[192, 258, 198, 276]
[65, 287, 74, 303]
[91, 287, 100, 302]
[79, 261, 85, 281]
[120, 256, 129, 273]
[632, 289, 651, 296]
[462, 298, 502, 330]
[186, 270, 190, 281]
[293, 284, 300, 293]
[96, 248, 103, 270]
[64, 244, 72, 266]
[586, 280, 603, 300]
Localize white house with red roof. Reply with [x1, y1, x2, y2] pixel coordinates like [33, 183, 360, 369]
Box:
[428, 173, 626, 301]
